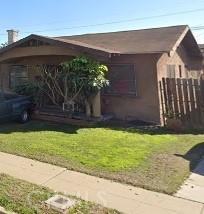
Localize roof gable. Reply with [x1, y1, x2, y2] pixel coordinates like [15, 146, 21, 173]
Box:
[181, 30, 202, 57]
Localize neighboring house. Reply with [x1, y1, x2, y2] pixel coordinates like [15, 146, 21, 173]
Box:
[199, 44, 204, 69]
[0, 25, 203, 124]
[199, 44, 204, 55]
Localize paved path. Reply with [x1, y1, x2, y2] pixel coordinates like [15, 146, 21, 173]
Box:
[0, 206, 16, 214]
[176, 158, 204, 203]
[0, 152, 204, 214]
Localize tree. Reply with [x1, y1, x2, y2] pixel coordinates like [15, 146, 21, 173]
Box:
[36, 56, 109, 117]
[0, 42, 8, 49]
[61, 56, 109, 116]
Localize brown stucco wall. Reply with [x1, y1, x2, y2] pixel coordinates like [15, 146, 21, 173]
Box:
[0, 53, 162, 124]
[104, 44, 203, 124]
[0, 42, 202, 125]
[102, 54, 161, 123]
[157, 44, 203, 80]
[156, 43, 203, 125]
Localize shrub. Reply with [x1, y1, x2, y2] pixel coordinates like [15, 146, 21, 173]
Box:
[15, 82, 42, 106]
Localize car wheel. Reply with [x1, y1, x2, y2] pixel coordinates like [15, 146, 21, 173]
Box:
[19, 110, 30, 123]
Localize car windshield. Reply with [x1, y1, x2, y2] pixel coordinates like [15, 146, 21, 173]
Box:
[0, 92, 20, 101]
[4, 93, 20, 100]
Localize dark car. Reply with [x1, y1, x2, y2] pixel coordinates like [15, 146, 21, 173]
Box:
[0, 92, 34, 123]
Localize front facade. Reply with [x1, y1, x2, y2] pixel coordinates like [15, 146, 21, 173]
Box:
[0, 25, 203, 125]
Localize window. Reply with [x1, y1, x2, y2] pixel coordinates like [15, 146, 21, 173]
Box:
[9, 65, 28, 88]
[104, 64, 137, 95]
[179, 65, 182, 78]
[167, 65, 176, 78]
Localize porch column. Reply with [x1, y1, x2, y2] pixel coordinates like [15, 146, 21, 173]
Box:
[92, 91, 101, 118]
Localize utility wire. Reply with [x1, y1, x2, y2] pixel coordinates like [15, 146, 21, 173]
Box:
[1, 8, 204, 36]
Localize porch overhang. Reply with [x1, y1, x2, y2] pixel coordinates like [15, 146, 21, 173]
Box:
[0, 34, 120, 63]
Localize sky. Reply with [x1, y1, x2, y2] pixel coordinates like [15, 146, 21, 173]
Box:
[1, 0, 204, 44]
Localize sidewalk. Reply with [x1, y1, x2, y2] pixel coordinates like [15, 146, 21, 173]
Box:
[176, 158, 204, 203]
[0, 152, 203, 214]
[0, 206, 16, 214]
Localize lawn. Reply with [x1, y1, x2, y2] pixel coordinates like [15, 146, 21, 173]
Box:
[0, 173, 119, 214]
[0, 121, 203, 194]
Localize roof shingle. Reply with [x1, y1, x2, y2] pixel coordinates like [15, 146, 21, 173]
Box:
[56, 25, 188, 54]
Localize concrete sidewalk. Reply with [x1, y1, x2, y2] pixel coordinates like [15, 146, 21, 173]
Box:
[0, 152, 203, 214]
[176, 158, 204, 203]
[0, 206, 16, 214]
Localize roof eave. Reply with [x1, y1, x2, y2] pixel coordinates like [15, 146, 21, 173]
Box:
[169, 26, 203, 58]
[118, 51, 166, 55]
[0, 34, 120, 58]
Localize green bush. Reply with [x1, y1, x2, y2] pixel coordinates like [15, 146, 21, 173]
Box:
[15, 82, 42, 105]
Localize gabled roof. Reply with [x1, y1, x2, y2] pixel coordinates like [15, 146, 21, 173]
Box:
[0, 25, 201, 58]
[56, 25, 196, 54]
[0, 34, 119, 56]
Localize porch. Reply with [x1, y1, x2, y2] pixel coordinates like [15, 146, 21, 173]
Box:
[0, 35, 115, 122]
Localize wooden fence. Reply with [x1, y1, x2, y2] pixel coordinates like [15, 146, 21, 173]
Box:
[159, 78, 204, 128]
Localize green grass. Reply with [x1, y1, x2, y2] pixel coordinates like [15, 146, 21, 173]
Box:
[0, 121, 203, 194]
[0, 174, 119, 214]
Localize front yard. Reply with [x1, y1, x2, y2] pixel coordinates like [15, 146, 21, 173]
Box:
[0, 121, 203, 194]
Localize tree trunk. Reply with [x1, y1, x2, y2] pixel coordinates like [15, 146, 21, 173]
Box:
[92, 91, 101, 118]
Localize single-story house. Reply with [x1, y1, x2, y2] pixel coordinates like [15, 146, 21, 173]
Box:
[199, 44, 204, 60]
[0, 25, 203, 124]
[198, 44, 204, 74]
[199, 44, 204, 54]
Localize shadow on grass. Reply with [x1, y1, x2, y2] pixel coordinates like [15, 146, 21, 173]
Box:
[175, 142, 204, 175]
[0, 120, 79, 134]
[0, 119, 204, 135]
[99, 121, 204, 135]
[108, 126, 204, 135]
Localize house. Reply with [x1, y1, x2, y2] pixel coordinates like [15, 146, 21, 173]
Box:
[199, 43, 204, 62]
[199, 44, 204, 67]
[199, 44, 204, 55]
[0, 25, 203, 125]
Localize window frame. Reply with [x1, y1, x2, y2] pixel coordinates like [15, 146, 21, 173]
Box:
[179, 65, 182, 78]
[9, 65, 29, 89]
[103, 63, 138, 97]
